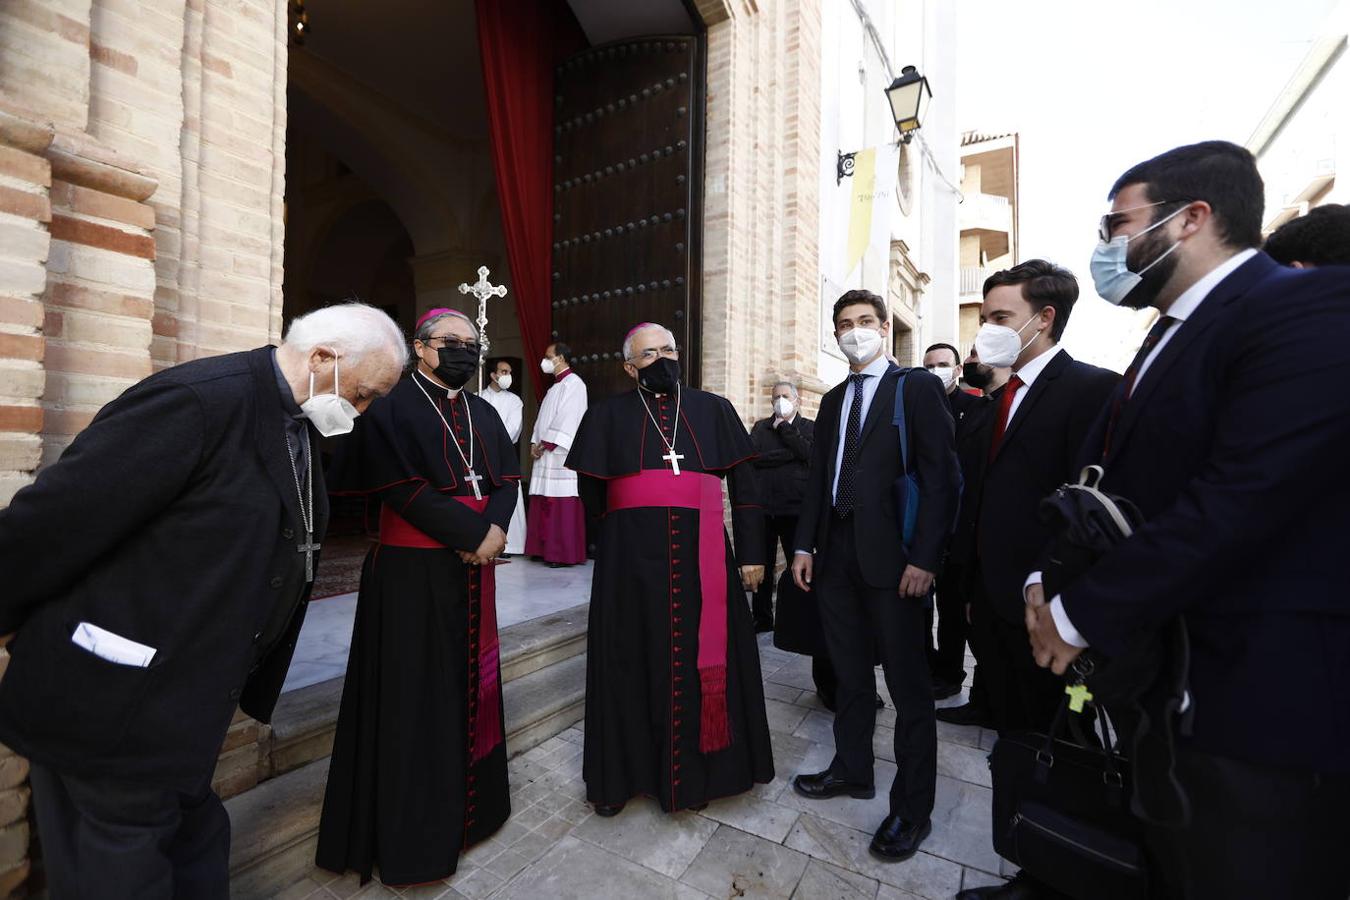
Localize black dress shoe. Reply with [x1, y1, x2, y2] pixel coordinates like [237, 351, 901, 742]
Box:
[955, 872, 1061, 899]
[689, 802, 708, 811]
[753, 619, 774, 634]
[935, 702, 995, 728]
[931, 679, 961, 701]
[593, 802, 625, 817]
[792, 770, 875, 800]
[816, 690, 836, 712]
[869, 814, 931, 861]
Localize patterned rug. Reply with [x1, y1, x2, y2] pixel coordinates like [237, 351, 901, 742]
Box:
[311, 534, 373, 600]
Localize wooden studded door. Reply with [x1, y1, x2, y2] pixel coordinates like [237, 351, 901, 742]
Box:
[550, 36, 704, 401]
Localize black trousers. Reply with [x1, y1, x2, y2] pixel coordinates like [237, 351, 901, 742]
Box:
[752, 513, 798, 627]
[30, 763, 230, 900]
[927, 560, 971, 686]
[1146, 748, 1350, 899]
[967, 575, 1062, 734]
[818, 519, 936, 822]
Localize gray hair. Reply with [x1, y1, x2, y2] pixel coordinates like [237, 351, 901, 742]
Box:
[621, 322, 677, 361]
[772, 381, 799, 399]
[413, 310, 479, 343]
[283, 302, 409, 368]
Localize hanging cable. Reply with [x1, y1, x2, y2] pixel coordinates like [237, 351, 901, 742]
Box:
[845, 0, 964, 201]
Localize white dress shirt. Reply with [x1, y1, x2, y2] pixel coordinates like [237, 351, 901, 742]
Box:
[1005, 344, 1063, 424]
[794, 353, 891, 557]
[831, 353, 892, 503]
[1029, 248, 1261, 648]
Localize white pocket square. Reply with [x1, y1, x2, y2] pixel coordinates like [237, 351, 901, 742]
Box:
[71, 622, 156, 668]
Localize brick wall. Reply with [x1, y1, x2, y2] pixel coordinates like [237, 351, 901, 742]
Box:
[699, 0, 825, 427]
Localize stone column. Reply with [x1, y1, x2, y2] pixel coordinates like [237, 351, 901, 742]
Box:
[697, 0, 824, 422]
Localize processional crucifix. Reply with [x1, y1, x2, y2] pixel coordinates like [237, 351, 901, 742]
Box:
[457, 265, 508, 393]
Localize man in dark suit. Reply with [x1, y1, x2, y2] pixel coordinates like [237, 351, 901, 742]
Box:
[749, 381, 814, 633]
[921, 342, 983, 699]
[935, 345, 1005, 729]
[955, 262, 1118, 900]
[0, 303, 406, 899]
[1027, 141, 1350, 899]
[789, 290, 961, 862]
[968, 261, 1119, 741]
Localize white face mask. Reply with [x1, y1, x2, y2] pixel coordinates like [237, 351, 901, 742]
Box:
[837, 327, 883, 366]
[973, 315, 1041, 369]
[495, 373, 513, 391]
[299, 358, 360, 437]
[540, 357, 556, 375]
[773, 397, 794, 418]
[927, 365, 958, 390]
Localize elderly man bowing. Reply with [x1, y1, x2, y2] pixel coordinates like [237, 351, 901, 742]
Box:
[0, 303, 406, 899]
[566, 322, 775, 817]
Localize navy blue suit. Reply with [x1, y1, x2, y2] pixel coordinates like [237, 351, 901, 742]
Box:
[1061, 252, 1350, 897]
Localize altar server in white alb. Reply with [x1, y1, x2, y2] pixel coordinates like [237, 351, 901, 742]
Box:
[525, 342, 588, 566]
[480, 358, 528, 555]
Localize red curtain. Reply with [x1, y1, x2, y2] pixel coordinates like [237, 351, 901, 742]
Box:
[475, 0, 585, 397]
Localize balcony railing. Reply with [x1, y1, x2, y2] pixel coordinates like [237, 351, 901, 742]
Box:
[959, 191, 1013, 235]
[960, 266, 992, 297]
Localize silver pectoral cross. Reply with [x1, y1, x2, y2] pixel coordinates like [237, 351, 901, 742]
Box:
[663, 448, 685, 476]
[298, 532, 321, 583]
[465, 469, 484, 500]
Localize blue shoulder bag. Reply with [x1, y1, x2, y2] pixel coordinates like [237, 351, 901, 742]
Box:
[891, 369, 921, 549]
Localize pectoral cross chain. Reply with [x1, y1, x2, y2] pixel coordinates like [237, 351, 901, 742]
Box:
[662, 448, 685, 476]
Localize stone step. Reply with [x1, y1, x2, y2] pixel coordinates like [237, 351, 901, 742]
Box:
[227, 626, 589, 897]
[226, 757, 328, 900]
[262, 603, 590, 780]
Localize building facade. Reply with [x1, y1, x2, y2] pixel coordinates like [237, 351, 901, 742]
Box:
[0, 0, 960, 890]
[955, 130, 1019, 353]
[1246, 0, 1347, 235]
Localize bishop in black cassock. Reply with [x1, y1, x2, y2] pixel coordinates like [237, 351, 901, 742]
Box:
[566, 323, 774, 815]
[316, 310, 519, 886]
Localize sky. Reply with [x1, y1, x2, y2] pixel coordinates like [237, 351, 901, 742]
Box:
[954, 0, 1342, 370]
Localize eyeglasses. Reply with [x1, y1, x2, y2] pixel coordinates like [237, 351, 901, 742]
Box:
[426, 337, 481, 355]
[1097, 200, 1189, 243]
[627, 345, 680, 363]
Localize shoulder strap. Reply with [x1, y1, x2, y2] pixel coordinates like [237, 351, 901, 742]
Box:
[891, 368, 912, 472]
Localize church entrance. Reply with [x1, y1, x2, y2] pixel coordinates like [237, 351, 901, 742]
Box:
[281, 0, 706, 404]
[277, 0, 709, 687]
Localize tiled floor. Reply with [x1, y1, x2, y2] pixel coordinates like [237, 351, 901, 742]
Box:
[275, 637, 1006, 899]
[283, 560, 594, 693]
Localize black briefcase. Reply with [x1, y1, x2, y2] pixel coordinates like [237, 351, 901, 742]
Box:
[771, 568, 824, 657]
[989, 703, 1150, 900]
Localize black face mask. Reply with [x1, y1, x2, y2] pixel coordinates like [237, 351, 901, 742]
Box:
[637, 357, 681, 394]
[434, 346, 478, 389]
[963, 361, 993, 390]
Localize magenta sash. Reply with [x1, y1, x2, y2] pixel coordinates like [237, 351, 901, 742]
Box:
[607, 470, 732, 753]
[379, 500, 503, 762]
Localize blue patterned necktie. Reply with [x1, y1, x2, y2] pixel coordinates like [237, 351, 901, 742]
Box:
[835, 373, 866, 516]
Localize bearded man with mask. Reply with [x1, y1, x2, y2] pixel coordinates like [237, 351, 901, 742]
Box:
[0, 303, 406, 899]
[1021, 141, 1350, 900]
[316, 308, 520, 887]
[526, 341, 588, 566]
[565, 322, 774, 816]
[789, 291, 961, 863]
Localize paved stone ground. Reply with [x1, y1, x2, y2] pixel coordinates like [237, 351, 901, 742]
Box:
[274, 636, 1010, 899]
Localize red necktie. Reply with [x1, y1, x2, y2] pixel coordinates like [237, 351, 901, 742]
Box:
[987, 374, 1024, 462]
